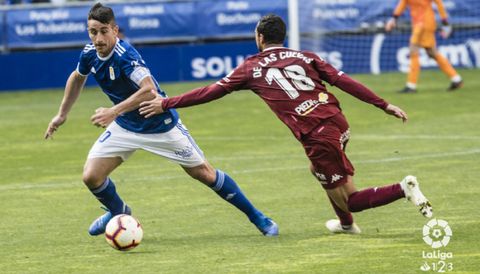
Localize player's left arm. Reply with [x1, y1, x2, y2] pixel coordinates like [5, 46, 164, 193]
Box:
[91, 76, 156, 127]
[310, 53, 407, 121]
[334, 74, 408, 122]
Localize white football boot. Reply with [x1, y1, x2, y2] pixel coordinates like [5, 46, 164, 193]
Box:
[325, 219, 361, 234]
[400, 175, 433, 218]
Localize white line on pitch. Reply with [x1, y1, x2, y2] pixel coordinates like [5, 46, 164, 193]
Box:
[1, 149, 479, 191]
[194, 134, 480, 141]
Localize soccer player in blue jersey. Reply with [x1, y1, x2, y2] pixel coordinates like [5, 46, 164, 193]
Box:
[44, 3, 278, 237]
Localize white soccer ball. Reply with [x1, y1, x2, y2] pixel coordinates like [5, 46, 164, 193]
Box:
[105, 214, 143, 251]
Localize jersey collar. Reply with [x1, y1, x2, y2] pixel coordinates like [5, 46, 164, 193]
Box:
[97, 38, 120, 61]
[263, 46, 286, 52]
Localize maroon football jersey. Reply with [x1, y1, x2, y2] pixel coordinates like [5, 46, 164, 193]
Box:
[216, 47, 344, 139]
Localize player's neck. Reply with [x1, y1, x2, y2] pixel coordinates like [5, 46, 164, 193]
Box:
[97, 38, 119, 60]
[262, 44, 284, 52]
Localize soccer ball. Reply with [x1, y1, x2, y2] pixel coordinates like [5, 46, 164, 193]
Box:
[105, 214, 143, 251]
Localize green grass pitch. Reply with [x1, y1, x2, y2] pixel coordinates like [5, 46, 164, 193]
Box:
[1, 69, 479, 273]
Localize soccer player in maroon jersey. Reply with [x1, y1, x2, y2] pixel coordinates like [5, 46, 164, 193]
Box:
[139, 14, 433, 234]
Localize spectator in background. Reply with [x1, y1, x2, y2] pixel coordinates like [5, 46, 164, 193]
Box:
[385, 0, 463, 93]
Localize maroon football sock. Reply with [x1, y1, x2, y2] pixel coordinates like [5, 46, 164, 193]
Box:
[328, 197, 353, 226]
[347, 183, 405, 212]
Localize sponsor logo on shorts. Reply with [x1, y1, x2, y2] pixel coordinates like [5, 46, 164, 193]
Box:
[331, 174, 343, 183]
[175, 146, 194, 159]
[314, 172, 328, 185]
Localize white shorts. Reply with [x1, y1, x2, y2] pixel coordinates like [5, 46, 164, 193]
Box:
[88, 120, 205, 167]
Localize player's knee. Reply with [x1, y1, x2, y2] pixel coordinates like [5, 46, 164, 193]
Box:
[426, 51, 436, 59]
[82, 171, 105, 189]
[409, 46, 420, 54]
[185, 163, 216, 185]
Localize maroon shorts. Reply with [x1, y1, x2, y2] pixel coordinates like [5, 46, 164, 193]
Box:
[300, 112, 354, 189]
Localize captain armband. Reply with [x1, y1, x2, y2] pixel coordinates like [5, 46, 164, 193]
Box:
[130, 66, 151, 86]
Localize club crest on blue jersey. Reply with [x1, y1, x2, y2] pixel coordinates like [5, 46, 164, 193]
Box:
[109, 66, 115, 80]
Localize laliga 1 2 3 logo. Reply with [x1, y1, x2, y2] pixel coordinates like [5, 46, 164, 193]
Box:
[420, 219, 454, 272]
[423, 219, 452, 248]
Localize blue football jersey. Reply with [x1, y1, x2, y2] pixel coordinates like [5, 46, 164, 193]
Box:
[76, 38, 178, 134]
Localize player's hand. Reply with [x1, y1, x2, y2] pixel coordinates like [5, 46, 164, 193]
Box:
[139, 90, 165, 118]
[91, 107, 118, 128]
[440, 24, 452, 39]
[384, 104, 408, 123]
[44, 114, 67, 139]
[385, 18, 396, 32]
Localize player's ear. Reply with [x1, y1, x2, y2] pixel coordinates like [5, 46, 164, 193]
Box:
[112, 24, 119, 36]
[259, 33, 265, 45]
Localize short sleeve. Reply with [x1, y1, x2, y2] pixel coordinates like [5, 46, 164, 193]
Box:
[308, 52, 343, 86]
[121, 52, 151, 86]
[216, 61, 249, 92]
[76, 48, 93, 76]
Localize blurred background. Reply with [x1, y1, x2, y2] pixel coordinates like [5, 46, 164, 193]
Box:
[0, 0, 478, 91]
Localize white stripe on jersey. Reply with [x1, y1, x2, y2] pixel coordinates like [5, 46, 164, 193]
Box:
[115, 44, 125, 54]
[114, 49, 124, 57]
[116, 43, 126, 53]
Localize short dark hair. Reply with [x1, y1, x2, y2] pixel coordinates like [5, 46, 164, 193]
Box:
[256, 14, 286, 44]
[88, 3, 115, 25]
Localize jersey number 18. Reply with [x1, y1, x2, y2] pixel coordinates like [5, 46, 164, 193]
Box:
[265, 65, 315, 99]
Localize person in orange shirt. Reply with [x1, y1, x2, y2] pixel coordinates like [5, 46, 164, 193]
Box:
[386, 0, 463, 93]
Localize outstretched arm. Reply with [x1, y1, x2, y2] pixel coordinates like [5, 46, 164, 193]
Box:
[139, 84, 229, 118]
[44, 70, 87, 139]
[334, 74, 408, 122]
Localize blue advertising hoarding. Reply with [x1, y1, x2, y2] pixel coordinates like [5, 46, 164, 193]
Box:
[298, 0, 479, 33]
[301, 29, 480, 74]
[299, 0, 397, 32]
[2, 0, 479, 49]
[111, 1, 196, 43]
[195, 0, 287, 38]
[0, 40, 258, 91]
[6, 6, 90, 48]
[2, 30, 479, 91]
[2, 0, 287, 49]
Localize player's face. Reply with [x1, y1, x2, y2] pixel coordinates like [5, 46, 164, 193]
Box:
[87, 20, 119, 57]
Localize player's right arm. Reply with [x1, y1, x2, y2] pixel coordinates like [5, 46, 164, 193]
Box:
[44, 70, 87, 139]
[139, 84, 229, 118]
[385, 0, 407, 32]
[139, 62, 248, 118]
